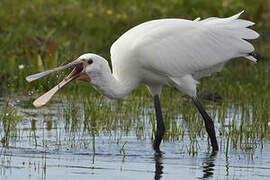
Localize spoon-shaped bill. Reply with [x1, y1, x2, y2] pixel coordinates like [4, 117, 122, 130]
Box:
[26, 60, 83, 82]
[33, 69, 83, 108]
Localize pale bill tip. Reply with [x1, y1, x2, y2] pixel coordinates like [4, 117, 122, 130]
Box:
[26, 76, 33, 82]
[33, 100, 45, 108]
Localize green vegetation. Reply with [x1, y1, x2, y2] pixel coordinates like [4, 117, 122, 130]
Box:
[0, 0, 269, 91]
[0, 101, 22, 147]
[0, 0, 269, 154]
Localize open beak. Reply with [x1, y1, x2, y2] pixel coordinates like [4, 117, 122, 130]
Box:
[26, 59, 90, 108]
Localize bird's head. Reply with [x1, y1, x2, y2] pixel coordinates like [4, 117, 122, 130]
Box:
[26, 53, 109, 107]
[78, 53, 111, 82]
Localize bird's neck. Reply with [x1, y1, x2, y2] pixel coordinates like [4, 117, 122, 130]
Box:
[89, 65, 137, 100]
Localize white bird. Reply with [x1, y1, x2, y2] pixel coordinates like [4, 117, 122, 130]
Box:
[26, 11, 259, 152]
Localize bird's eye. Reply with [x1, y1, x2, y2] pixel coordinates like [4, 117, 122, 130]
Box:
[87, 59, 93, 64]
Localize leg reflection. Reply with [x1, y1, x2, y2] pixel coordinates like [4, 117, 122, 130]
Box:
[200, 152, 217, 179]
[154, 152, 164, 180]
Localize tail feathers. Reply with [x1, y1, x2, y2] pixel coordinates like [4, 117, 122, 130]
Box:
[200, 11, 259, 61]
[245, 55, 257, 63]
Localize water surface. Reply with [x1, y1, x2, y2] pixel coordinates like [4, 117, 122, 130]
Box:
[0, 95, 269, 180]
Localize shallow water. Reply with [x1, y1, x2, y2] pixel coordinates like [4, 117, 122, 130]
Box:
[0, 95, 270, 180]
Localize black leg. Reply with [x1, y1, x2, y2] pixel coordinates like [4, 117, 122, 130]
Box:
[192, 96, 218, 151]
[153, 95, 165, 153]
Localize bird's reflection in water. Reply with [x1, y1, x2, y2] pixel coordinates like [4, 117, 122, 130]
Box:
[154, 152, 164, 180]
[199, 151, 217, 179]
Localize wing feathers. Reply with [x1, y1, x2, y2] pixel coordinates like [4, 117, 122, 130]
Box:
[230, 19, 255, 28]
[111, 12, 259, 80]
[224, 28, 259, 40]
[245, 55, 257, 63]
[200, 11, 244, 24]
[193, 17, 201, 22]
[199, 11, 259, 63]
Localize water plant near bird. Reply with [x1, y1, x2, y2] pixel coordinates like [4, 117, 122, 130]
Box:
[0, 102, 22, 147]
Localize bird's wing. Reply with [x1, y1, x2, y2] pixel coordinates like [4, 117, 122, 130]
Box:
[129, 11, 259, 79]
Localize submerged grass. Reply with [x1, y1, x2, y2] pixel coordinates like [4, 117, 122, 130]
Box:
[0, 101, 22, 147]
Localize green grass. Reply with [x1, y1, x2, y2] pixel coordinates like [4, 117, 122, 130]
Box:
[0, 0, 269, 91]
[0, 101, 22, 147]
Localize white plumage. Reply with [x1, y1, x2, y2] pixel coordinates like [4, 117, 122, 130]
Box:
[110, 11, 258, 97]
